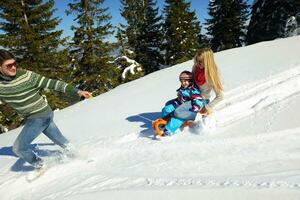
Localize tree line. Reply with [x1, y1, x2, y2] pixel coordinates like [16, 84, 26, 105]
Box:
[0, 0, 299, 132]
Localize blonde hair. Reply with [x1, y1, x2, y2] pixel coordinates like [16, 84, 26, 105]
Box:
[192, 48, 223, 93]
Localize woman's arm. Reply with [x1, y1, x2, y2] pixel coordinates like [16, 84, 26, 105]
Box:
[206, 89, 224, 110]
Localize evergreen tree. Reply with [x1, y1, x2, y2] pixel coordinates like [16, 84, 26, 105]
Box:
[67, 0, 118, 95]
[116, 27, 130, 57]
[197, 30, 210, 49]
[247, 0, 297, 45]
[119, 0, 141, 54]
[136, 0, 163, 74]
[0, 0, 69, 76]
[206, 0, 249, 51]
[163, 0, 202, 65]
[119, 0, 163, 74]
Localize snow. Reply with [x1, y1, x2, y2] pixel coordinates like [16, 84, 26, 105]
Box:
[1, 35, 300, 199]
[114, 55, 142, 79]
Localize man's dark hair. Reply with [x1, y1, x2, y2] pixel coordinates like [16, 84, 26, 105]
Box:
[0, 49, 15, 65]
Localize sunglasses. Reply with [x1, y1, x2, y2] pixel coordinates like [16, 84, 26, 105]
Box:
[3, 61, 17, 69]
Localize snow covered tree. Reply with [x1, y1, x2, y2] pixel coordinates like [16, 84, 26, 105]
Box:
[119, 0, 163, 74]
[205, 0, 249, 51]
[115, 28, 145, 82]
[67, 0, 119, 95]
[115, 1, 144, 81]
[163, 0, 202, 65]
[285, 12, 300, 37]
[114, 53, 143, 83]
[247, 0, 298, 45]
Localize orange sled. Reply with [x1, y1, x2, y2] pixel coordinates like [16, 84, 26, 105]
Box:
[152, 117, 191, 137]
[152, 108, 208, 137]
[152, 118, 167, 137]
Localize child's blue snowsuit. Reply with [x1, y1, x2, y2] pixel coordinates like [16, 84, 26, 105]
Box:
[161, 85, 206, 135]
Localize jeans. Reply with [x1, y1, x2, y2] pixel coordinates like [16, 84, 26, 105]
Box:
[13, 112, 69, 167]
[165, 100, 208, 134]
[174, 101, 198, 121]
[174, 100, 209, 120]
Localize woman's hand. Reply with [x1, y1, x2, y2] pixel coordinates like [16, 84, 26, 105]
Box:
[200, 105, 213, 116]
[204, 105, 213, 116]
[77, 90, 93, 99]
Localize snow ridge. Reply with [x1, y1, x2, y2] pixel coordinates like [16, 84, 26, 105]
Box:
[215, 66, 300, 127]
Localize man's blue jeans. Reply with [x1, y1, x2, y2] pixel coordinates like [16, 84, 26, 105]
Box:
[13, 112, 69, 167]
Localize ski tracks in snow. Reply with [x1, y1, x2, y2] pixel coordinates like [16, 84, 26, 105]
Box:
[33, 126, 300, 199]
[215, 66, 300, 127]
[11, 126, 299, 200]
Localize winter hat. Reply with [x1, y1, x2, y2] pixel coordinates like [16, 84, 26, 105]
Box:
[179, 70, 192, 81]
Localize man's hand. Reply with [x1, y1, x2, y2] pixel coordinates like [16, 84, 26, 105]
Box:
[77, 90, 93, 99]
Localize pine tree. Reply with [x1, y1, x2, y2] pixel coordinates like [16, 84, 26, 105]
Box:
[206, 0, 249, 51]
[247, 0, 297, 45]
[163, 0, 202, 65]
[0, 0, 69, 76]
[119, 0, 141, 54]
[119, 0, 163, 74]
[136, 0, 163, 74]
[67, 0, 118, 95]
[116, 27, 130, 57]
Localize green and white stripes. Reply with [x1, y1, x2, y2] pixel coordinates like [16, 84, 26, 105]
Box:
[0, 69, 78, 118]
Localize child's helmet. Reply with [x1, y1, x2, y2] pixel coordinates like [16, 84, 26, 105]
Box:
[179, 70, 193, 81]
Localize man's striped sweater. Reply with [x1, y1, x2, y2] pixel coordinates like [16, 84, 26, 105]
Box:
[0, 69, 78, 118]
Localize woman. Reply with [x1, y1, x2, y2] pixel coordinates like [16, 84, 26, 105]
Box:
[174, 48, 224, 124]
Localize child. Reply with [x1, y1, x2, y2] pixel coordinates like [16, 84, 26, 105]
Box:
[161, 70, 205, 136]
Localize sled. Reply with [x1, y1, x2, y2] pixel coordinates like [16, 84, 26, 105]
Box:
[152, 117, 168, 137]
[152, 109, 208, 137]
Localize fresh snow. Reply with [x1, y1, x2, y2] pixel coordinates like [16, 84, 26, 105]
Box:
[115, 55, 142, 79]
[1, 36, 300, 200]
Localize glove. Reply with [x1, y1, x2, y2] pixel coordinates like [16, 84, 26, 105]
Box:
[191, 105, 200, 112]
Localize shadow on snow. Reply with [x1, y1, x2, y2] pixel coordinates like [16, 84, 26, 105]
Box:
[0, 143, 61, 172]
[126, 112, 161, 139]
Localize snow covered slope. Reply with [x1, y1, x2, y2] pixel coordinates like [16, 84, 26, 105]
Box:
[1, 36, 300, 200]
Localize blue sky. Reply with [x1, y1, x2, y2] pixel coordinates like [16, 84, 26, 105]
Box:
[54, 0, 254, 41]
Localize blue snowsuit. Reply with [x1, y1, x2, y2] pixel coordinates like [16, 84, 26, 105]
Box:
[161, 85, 206, 134]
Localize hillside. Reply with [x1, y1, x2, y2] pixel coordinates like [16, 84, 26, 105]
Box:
[0, 36, 300, 200]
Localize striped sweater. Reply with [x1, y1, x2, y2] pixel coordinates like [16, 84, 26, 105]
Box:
[0, 69, 78, 118]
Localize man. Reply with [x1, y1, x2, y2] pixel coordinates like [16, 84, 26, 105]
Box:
[0, 49, 91, 169]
